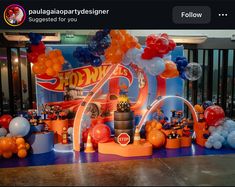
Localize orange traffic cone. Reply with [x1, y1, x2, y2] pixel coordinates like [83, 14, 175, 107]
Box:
[134, 127, 141, 145]
[84, 133, 95, 153]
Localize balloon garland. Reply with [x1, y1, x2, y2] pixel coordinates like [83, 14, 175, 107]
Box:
[73, 29, 111, 67]
[27, 33, 65, 77]
[142, 33, 176, 59]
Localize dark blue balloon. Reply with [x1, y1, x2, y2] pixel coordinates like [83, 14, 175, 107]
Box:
[100, 36, 111, 49]
[84, 54, 93, 63]
[96, 45, 105, 55]
[180, 72, 187, 80]
[181, 59, 188, 67]
[175, 59, 183, 66]
[91, 57, 102, 67]
[95, 31, 104, 41]
[178, 66, 185, 73]
[202, 100, 213, 110]
[29, 33, 42, 45]
[88, 40, 98, 52]
[63, 62, 72, 70]
[176, 56, 186, 61]
[78, 56, 85, 63]
[103, 29, 111, 35]
[29, 32, 35, 40]
[36, 34, 42, 41]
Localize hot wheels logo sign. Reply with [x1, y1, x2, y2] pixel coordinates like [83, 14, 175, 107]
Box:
[36, 64, 133, 92]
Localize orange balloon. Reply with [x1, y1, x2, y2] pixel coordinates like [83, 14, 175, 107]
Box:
[110, 30, 119, 38]
[16, 137, 25, 145]
[2, 151, 12, 159]
[17, 149, 27, 158]
[46, 68, 57, 77]
[52, 63, 62, 72]
[54, 49, 62, 56]
[119, 30, 128, 35]
[51, 58, 60, 64]
[0, 138, 13, 152]
[37, 54, 47, 63]
[194, 104, 204, 113]
[145, 120, 162, 133]
[147, 129, 166, 148]
[18, 143, 26, 150]
[48, 51, 57, 59]
[45, 59, 53, 67]
[25, 143, 30, 150]
[160, 60, 179, 79]
[32, 63, 47, 75]
[10, 141, 17, 153]
[57, 56, 65, 64]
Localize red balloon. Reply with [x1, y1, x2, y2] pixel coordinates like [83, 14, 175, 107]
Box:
[0, 114, 13, 129]
[91, 124, 111, 143]
[204, 105, 225, 126]
[31, 42, 45, 54]
[27, 52, 39, 63]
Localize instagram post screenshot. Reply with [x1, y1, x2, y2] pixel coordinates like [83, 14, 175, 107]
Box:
[0, 0, 235, 186]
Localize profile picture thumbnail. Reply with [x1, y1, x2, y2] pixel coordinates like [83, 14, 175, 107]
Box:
[4, 4, 26, 27]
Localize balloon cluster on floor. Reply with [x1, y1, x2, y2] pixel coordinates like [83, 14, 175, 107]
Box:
[0, 115, 31, 159]
[194, 101, 235, 149]
[82, 116, 111, 149]
[27, 33, 65, 77]
[0, 137, 30, 159]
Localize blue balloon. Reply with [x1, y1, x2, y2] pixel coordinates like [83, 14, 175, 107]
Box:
[145, 57, 166, 76]
[63, 61, 72, 70]
[213, 141, 222, 149]
[9, 117, 30, 137]
[202, 100, 213, 110]
[96, 46, 105, 55]
[205, 141, 212, 149]
[103, 29, 111, 35]
[95, 31, 104, 41]
[180, 72, 187, 79]
[100, 36, 111, 49]
[122, 55, 132, 66]
[0, 127, 7, 137]
[28, 32, 35, 40]
[126, 48, 142, 61]
[91, 57, 102, 67]
[88, 40, 98, 52]
[227, 131, 235, 149]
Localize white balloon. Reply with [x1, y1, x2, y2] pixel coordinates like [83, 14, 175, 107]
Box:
[227, 131, 235, 149]
[0, 127, 7, 137]
[6, 133, 12, 137]
[45, 47, 53, 55]
[67, 127, 73, 135]
[208, 136, 215, 143]
[208, 126, 216, 133]
[184, 62, 202, 81]
[205, 141, 212, 149]
[213, 141, 222, 149]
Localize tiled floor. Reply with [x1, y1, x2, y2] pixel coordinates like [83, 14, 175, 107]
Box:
[1, 154, 235, 186]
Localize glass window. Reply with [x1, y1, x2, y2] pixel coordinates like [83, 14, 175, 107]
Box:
[0, 48, 10, 114]
[20, 48, 29, 110]
[11, 48, 22, 113]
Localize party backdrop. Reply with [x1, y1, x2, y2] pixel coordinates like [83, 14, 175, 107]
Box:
[35, 45, 184, 121]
